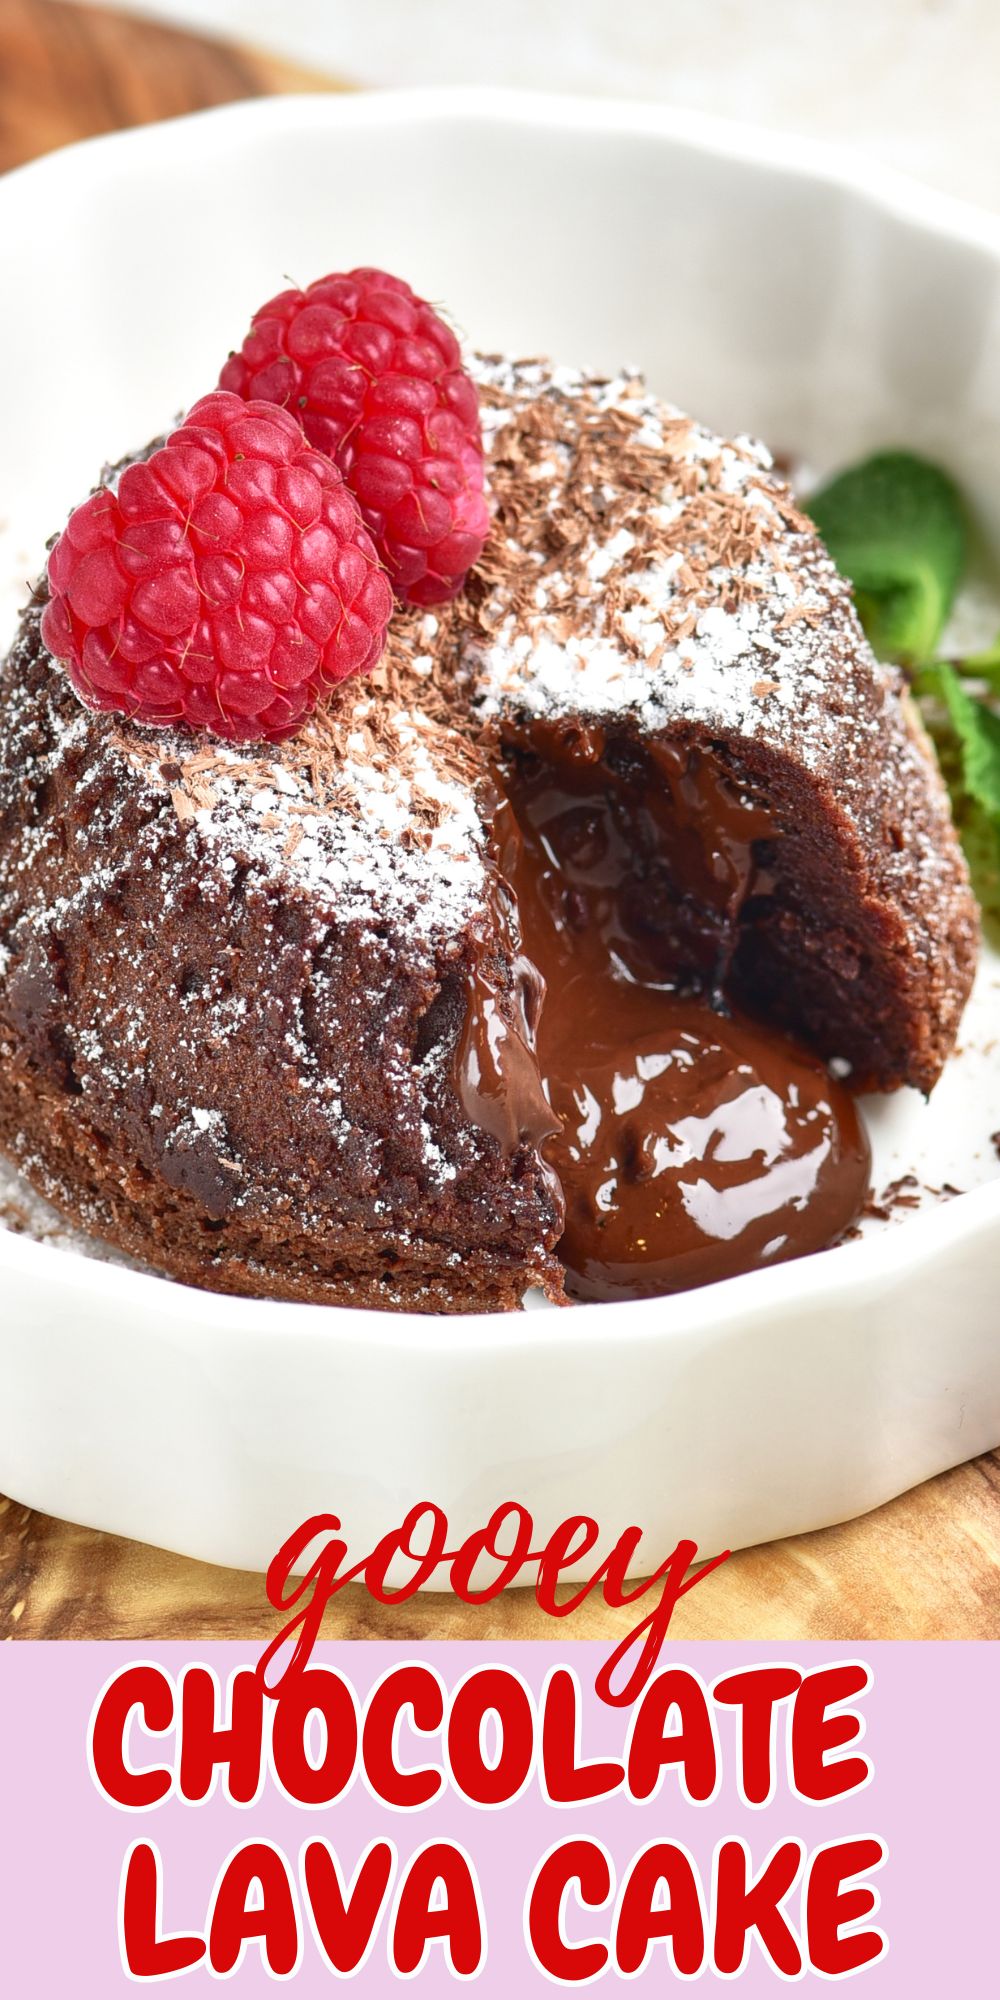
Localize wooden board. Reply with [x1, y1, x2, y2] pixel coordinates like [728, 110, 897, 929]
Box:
[3, 1450, 999, 1642]
[0, 0, 338, 175]
[0, 0, 998, 1644]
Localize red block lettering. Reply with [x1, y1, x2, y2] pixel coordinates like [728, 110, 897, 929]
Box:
[448, 1668, 534, 1806]
[713, 1838, 804, 1976]
[119, 1841, 204, 1977]
[390, 1841, 484, 1977]
[208, 1841, 299, 1977]
[713, 1665, 802, 1806]
[627, 1669, 718, 1803]
[792, 1664, 871, 1801]
[91, 1665, 173, 1809]
[541, 1668, 624, 1804]
[615, 1842, 705, 1977]
[271, 1666, 358, 1806]
[177, 1667, 263, 1805]
[363, 1665, 443, 1808]
[302, 1839, 395, 1975]
[806, 1838, 886, 1974]
[527, 1840, 612, 1983]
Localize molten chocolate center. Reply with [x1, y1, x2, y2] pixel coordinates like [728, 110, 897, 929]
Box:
[491, 723, 871, 1304]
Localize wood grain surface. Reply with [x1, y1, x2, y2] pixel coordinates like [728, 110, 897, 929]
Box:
[3, 1450, 999, 1643]
[0, 0, 997, 1644]
[0, 0, 337, 175]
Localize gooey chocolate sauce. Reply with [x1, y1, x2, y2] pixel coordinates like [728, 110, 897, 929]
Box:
[459, 722, 871, 1304]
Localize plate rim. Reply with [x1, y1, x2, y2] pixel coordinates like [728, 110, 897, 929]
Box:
[6, 83, 1000, 260]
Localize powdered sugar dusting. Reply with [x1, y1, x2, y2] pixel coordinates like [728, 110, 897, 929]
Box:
[0, 1148, 140, 1268]
[461, 355, 969, 945]
[0, 349, 979, 1290]
[110, 627, 490, 949]
[468, 356, 865, 765]
[5, 353, 963, 961]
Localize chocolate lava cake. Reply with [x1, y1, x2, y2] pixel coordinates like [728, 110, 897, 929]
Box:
[0, 359, 979, 1312]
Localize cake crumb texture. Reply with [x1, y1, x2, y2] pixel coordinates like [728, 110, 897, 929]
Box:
[0, 358, 979, 1310]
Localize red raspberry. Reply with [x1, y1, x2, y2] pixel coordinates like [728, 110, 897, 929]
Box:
[40, 391, 393, 745]
[220, 268, 489, 608]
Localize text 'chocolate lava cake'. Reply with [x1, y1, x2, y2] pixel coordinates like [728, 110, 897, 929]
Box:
[0, 269, 979, 1312]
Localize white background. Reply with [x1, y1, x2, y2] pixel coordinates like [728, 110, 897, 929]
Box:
[75, 0, 1000, 212]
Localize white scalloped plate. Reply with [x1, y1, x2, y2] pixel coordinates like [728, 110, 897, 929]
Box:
[1, 92, 998, 1581]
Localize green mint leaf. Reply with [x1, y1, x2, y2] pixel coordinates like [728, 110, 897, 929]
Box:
[959, 629, 1000, 692]
[809, 451, 967, 665]
[936, 663, 1000, 815]
[916, 662, 1000, 928]
[957, 802, 1000, 928]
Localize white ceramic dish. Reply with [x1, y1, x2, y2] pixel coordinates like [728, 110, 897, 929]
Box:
[1, 90, 999, 1582]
